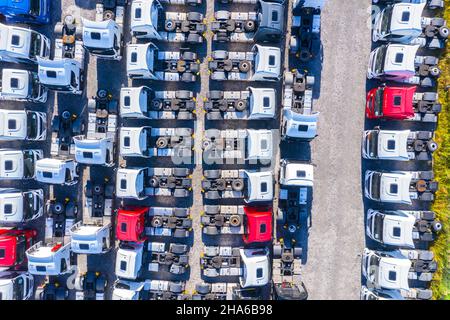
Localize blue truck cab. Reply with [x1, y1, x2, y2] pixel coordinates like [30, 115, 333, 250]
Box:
[0, 0, 50, 25]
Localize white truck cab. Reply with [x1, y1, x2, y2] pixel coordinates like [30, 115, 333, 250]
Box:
[0, 189, 44, 224]
[26, 242, 72, 276]
[0, 23, 50, 64]
[0, 68, 47, 103]
[239, 248, 270, 288]
[37, 58, 84, 95]
[362, 129, 437, 161]
[0, 149, 43, 180]
[115, 242, 144, 280]
[279, 161, 314, 187]
[69, 222, 112, 255]
[245, 171, 273, 203]
[360, 286, 405, 300]
[73, 136, 115, 166]
[82, 19, 123, 60]
[35, 158, 79, 186]
[0, 109, 46, 141]
[112, 279, 145, 300]
[0, 272, 34, 300]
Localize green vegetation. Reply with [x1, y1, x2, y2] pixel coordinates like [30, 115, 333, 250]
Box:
[430, 0, 450, 300]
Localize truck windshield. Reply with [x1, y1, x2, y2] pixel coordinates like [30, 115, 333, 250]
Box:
[380, 6, 392, 35]
[29, 0, 41, 16]
[374, 46, 387, 75]
[368, 131, 379, 158]
[368, 255, 381, 283]
[15, 235, 26, 265]
[29, 32, 42, 59]
[23, 151, 36, 178]
[12, 276, 25, 300]
[372, 214, 384, 241]
[29, 72, 41, 99]
[26, 112, 38, 140]
[23, 192, 37, 220]
[370, 173, 382, 201]
[373, 88, 384, 116]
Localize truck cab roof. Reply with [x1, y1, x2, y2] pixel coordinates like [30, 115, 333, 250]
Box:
[130, 0, 160, 33]
[0, 109, 27, 140]
[116, 168, 146, 199]
[388, 3, 424, 36]
[243, 206, 272, 244]
[37, 58, 81, 88]
[82, 19, 118, 50]
[70, 222, 111, 254]
[127, 43, 155, 75]
[367, 86, 416, 119]
[0, 229, 35, 269]
[35, 158, 74, 185]
[382, 44, 418, 77]
[255, 0, 285, 40]
[0, 149, 25, 179]
[369, 210, 415, 247]
[116, 207, 146, 242]
[0, 189, 43, 224]
[73, 136, 112, 165]
[246, 129, 273, 161]
[253, 44, 281, 80]
[112, 279, 145, 300]
[120, 86, 149, 118]
[0, 23, 32, 58]
[365, 171, 412, 204]
[115, 242, 144, 280]
[120, 127, 148, 157]
[0, 69, 31, 99]
[248, 87, 276, 119]
[364, 129, 410, 160]
[26, 242, 71, 276]
[245, 171, 273, 203]
[283, 109, 319, 140]
[280, 161, 314, 187]
[239, 248, 270, 288]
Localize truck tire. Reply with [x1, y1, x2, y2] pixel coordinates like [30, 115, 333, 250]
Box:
[215, 10, 230, 21]
[182, 52, 196, 61]
[173, 167, 189, 177]
[294, 247, 303, 258]
[420, 192, 434, 202]
[420, 171, 434, 180]
[205, 205, 220, 215]
[171, 244, 188, 255]
[208, 112, 222, 120]
[195, 283, 211, 295]
[169, 282, 184, 294]
[214, 179, 226, 191]
[226, 19, 236, 32]
[173, 229, 188, 238]
[177, 111, 191, 120]
[175, 90, 191, 100]
[95, 276, 107, 293]
[212, 71, 227, 81]
[276, 209, 285, 225]
[211, 256, 223, 269]
[212, 50, 228, 60]
[174, 208, 189, 218]
[187, 12, 202, 23]
[218, 101, 229, 112]
[206, 191, 220, 200]
[74, 276, 84, 291]
[54, 22, 64, 37]
[284, 72, 294, 85]
[187, 33, 201, 44]
[174, 189, 188, 198]
[204, 226, 219, 235]
[238, 60, 251, 73]
[105, 184, 114, 198]
[273, 244, 282, 259]
[232, 179, 244, 192]
[204, 170, 220, 179]
[209, 91, 223, 100]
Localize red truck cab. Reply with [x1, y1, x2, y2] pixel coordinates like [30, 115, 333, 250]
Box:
[116, 207, 147, 242]
[0, 228, 37, 270]
[366, 85, 416, 120]
[243, 206, 272, 244]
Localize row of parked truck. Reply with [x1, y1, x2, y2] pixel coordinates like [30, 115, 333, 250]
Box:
[360, 0, 446, 300]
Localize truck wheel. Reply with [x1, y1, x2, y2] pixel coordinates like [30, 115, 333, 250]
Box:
[420, 171, 434, 180]
[238, 60, 251, 73]
[182, 52, 196, 61]
[215, 10, 230, 21]
[95, 276, 107, 292]
[414, 140, 425, 152]
[93, 184, 104, 195]
[212, 50, 228, 60]
[54, 22, 64, 37]
[232, 179, 244, 192]
[105, 184, 114, 198]
[206, 191, 220, 200]
[218, 100, 229, 112]
[173, 167, 189, 177]
[427, 140, 438, 152]
[195, 283, 211, 295]
[176, 90, 191, 100]
[235, 99, 247, 112]
[181, 72, 195, 83]
[187, 12, 202, 23]
[273, 244, 282, 259]
[204, 226, 219, 235]
[244, 20, 256, 32]
[150, 177, 160, 188]
[432, 221, 443, 232]
[171, 244, 188, 254]
[173, 229, 188, 238]
[284, 72, 294, 85]
[74, 275, 84, 291]
[212, 71, 227, 81]
[420, 192, 434, 202]
[205, 205, 220, 215]
[174, 189, 188, 198]
[208, 91, 223, 100]
[439, 26, 449, 38]
[294, 247, 303, 258]
[276, 209, 285, 225]
[152, 99, 163, 110]
[204, 170, 220, 180]
[169, 282, 184, 294]
[211, 256, 223, 269]
[299, 49, 311, 62]
[229, 215, 241, 227]
[174, 208, 189, 218]
[208, 112, 222, 120]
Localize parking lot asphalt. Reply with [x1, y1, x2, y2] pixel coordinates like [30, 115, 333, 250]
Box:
[300, 0, 370, 300]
